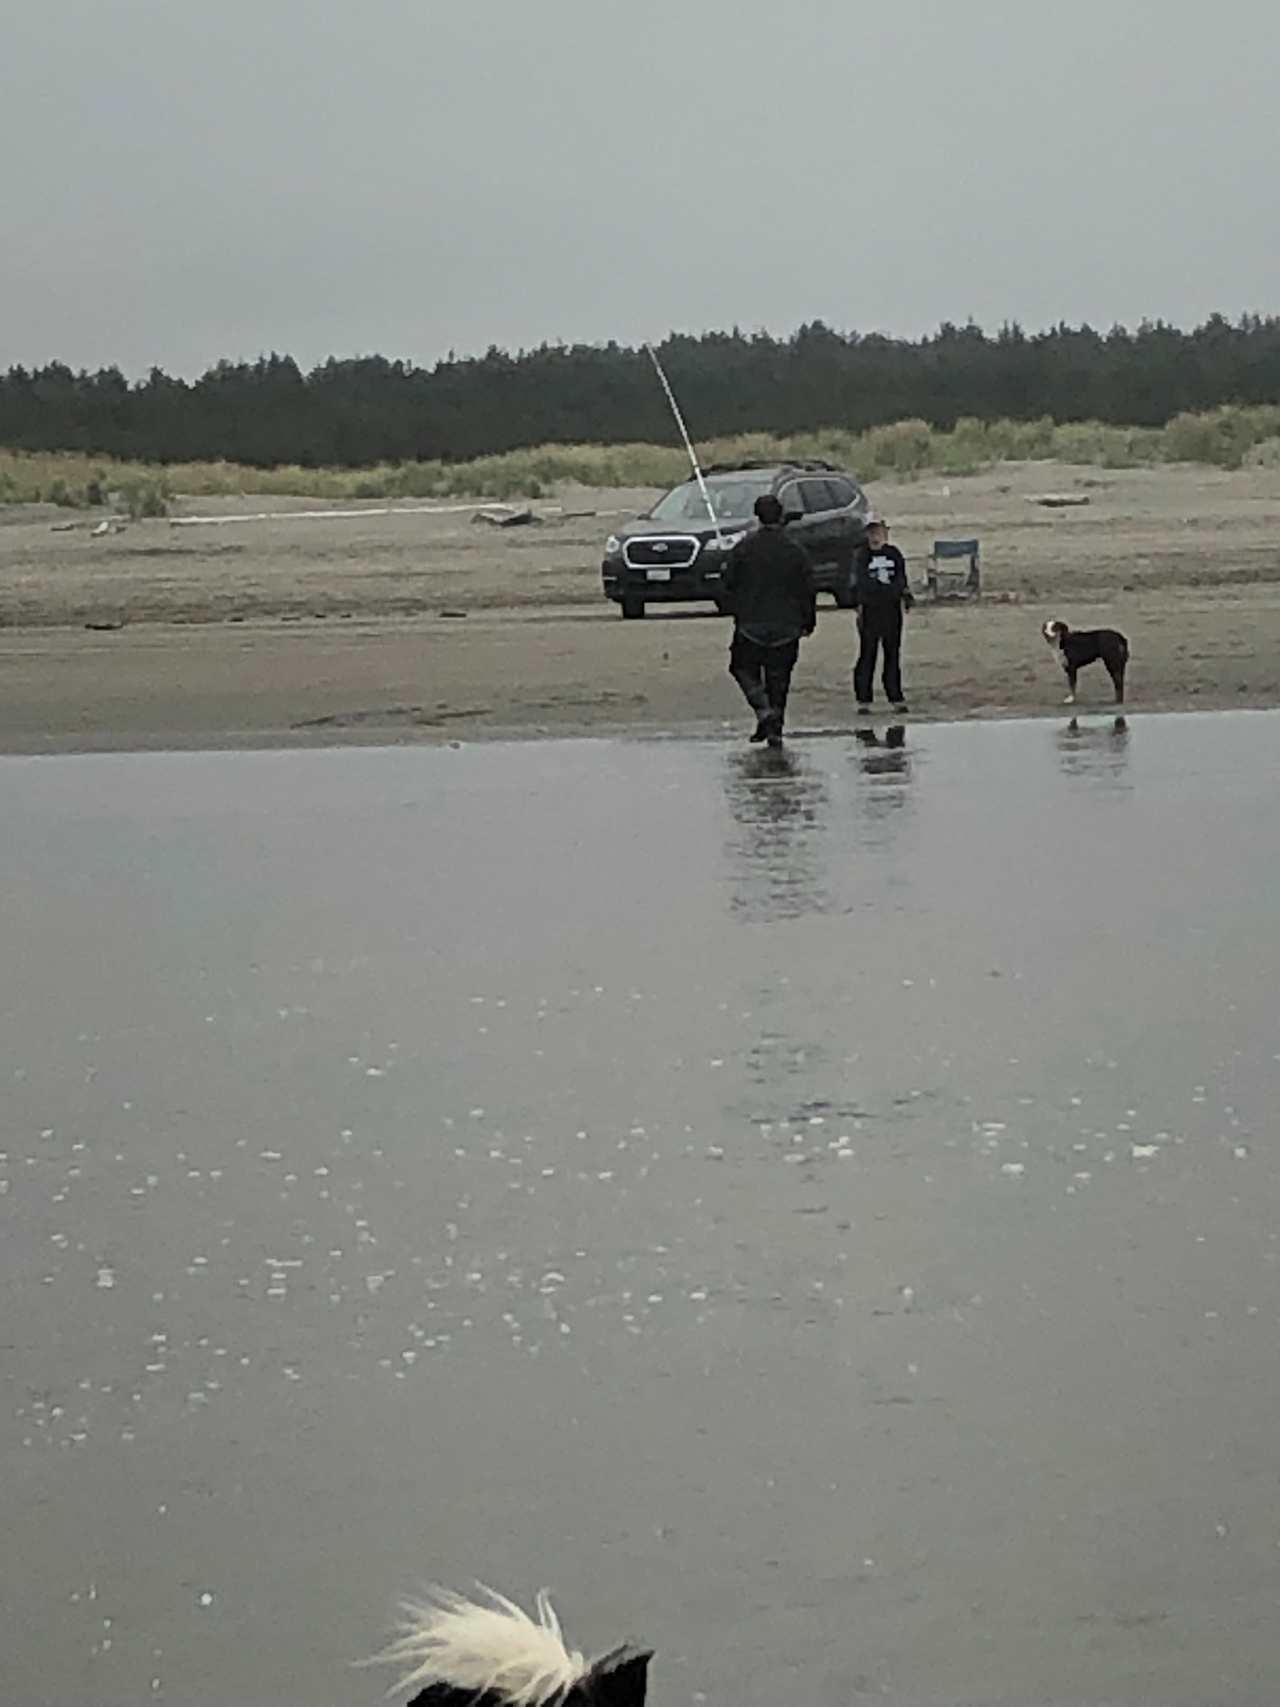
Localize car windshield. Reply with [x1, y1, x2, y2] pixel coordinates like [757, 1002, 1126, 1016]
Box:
[648, 476, 773, 525]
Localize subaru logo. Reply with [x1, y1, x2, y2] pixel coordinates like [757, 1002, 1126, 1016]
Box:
[652, 542, 668, 553]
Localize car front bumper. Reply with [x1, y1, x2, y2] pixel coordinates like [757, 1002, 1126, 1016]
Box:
[602, 554, 727, 603]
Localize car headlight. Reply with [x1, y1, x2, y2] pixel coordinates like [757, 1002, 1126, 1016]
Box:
[604, 534, 623, 557]
[706, 530, 747, 553]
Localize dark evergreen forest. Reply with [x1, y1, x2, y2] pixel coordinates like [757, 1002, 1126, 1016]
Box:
[2, 316, 1277, 468]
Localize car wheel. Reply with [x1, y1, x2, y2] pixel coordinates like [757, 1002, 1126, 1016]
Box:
[621, 595, 645, 620]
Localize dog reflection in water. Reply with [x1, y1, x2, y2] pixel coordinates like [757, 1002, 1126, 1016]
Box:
[1064, 715, 1128, 736]
[367, 1586, 651, 1707]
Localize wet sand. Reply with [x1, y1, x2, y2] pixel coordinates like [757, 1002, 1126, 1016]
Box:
[2, 462, 1280, 750]
[3, 716, 1280, 1706]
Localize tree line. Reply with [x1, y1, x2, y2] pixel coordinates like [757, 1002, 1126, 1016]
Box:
[1, 315, 1277, 469]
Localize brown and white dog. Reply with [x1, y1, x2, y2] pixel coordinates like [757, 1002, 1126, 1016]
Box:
[1042, 620, 1129, 705]
[368, 1585, 651, 1707]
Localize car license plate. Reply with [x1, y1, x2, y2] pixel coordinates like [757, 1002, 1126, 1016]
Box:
[646, 568, 672, 582]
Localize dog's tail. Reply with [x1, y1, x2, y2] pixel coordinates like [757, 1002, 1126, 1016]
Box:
[366, 1584, 650, 1707]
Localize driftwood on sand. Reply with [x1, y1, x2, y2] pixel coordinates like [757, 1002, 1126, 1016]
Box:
[471, 507, 542, 529]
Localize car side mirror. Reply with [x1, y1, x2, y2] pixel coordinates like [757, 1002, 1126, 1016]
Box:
[784, 509, 803, 526]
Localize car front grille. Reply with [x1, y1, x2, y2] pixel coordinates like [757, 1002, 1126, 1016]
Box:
[623, 535, 700, 570]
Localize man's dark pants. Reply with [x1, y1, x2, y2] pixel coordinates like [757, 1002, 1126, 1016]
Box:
[729, 631, 800, 727]
[854, 605, 904, 705]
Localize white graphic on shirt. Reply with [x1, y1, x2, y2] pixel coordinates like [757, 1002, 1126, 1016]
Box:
[869, 553, 896, 584]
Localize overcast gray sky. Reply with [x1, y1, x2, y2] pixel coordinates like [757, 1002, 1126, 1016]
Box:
[4, 0, 1277, 377]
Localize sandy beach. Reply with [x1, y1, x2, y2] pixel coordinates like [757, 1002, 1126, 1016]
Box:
[3, 461, 1279, 751]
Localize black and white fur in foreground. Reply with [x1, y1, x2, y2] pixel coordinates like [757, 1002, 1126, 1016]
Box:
[368, 1585, 651, 1707]
[1042, 619, 1129, 705]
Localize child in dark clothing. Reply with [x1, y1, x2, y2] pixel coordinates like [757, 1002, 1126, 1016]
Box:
[852, 514, 913, 713]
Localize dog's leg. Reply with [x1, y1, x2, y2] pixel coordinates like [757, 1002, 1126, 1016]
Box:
[1111, 661, 1126, 704]
[1056, 651, 1075, 704]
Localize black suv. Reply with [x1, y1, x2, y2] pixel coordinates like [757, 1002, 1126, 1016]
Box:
[601, 459, 870, 619]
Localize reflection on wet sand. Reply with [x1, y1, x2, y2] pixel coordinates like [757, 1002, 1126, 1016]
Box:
[720, 725, 920, 921]
[5, 717, 1280, 1707]
[1055, 714, 1131, 788]
[720, 746, 832, 921]
[852, 723, 914, 827]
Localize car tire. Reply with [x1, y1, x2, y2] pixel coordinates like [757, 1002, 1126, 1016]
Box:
[621, 596, 645, 620]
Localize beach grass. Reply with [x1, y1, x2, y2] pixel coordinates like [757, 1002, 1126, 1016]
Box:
[4, 405, 1279, 509]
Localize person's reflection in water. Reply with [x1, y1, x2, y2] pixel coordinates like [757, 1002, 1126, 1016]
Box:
[1055, 714, 1131, 788]
[721, 746, 832, 921]
[853, 723, 913, 823]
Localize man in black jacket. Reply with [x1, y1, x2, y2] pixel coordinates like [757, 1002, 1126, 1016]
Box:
[852, 513, 913, 714]
[721, 493, 816, 748]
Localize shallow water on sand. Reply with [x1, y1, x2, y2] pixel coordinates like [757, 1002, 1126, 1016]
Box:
[2, 713, 1279, 1707]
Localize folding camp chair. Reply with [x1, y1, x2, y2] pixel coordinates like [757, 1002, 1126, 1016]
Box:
[927, 538, 980, 598]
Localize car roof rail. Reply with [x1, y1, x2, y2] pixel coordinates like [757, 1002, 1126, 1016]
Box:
[699, 457, 846, 476]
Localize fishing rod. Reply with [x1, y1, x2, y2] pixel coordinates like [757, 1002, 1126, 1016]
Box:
[643, 342, 725, 550]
